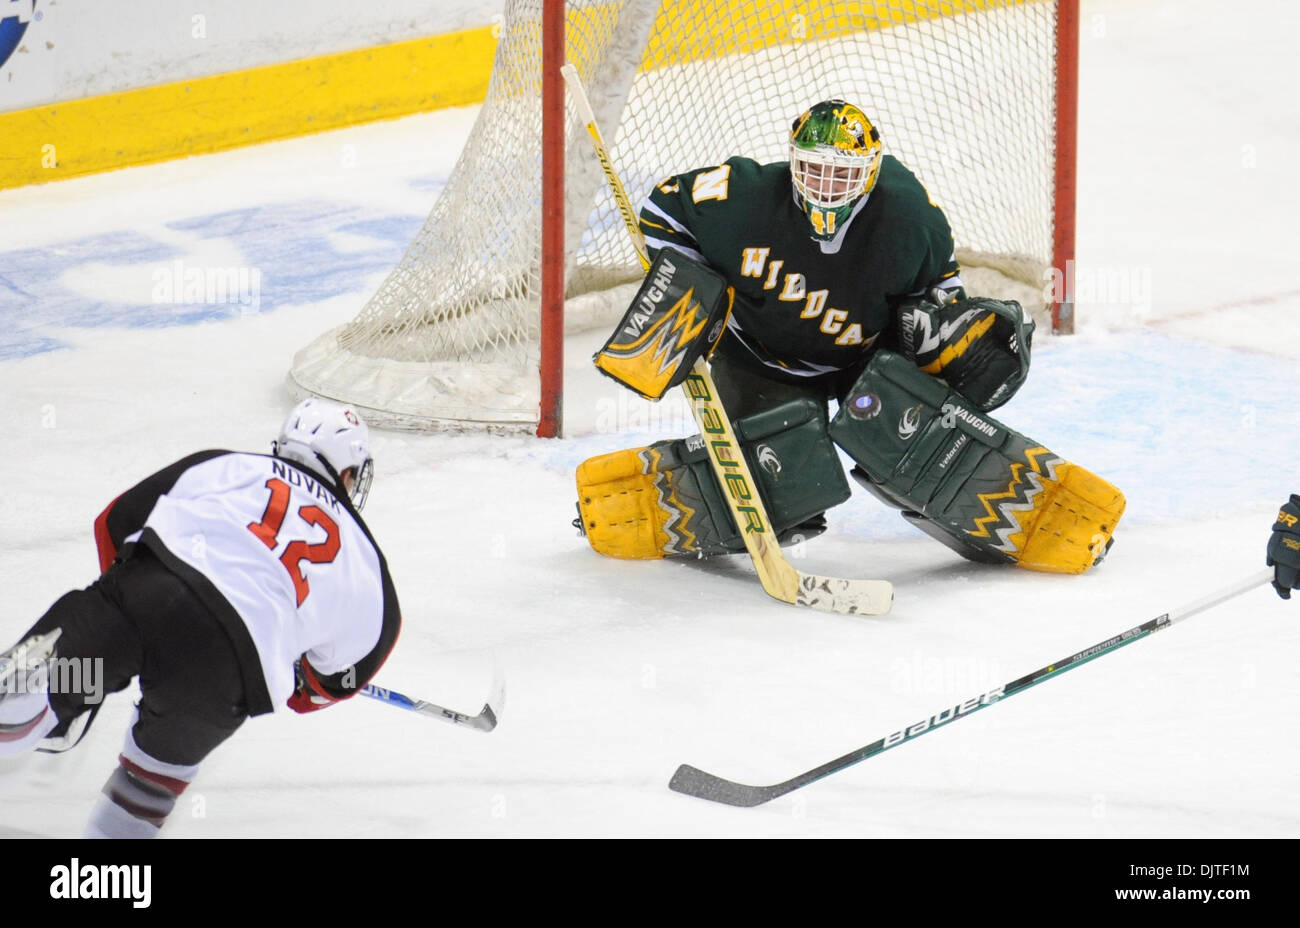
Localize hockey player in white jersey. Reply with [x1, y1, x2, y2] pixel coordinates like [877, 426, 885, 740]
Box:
[0, 398, 401, 838]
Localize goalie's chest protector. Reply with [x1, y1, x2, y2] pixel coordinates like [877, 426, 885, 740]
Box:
[135, 453, 387, 706]
[685, 157, 947, 374]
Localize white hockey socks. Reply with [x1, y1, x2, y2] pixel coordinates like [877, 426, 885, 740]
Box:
[85, 726, 198, 839]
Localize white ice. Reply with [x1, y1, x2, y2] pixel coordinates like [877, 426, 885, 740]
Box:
[1, 0, 1298, 838]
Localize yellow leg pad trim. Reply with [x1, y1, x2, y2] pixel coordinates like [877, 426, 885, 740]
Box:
[1003, 460, 1127, 574]
[575, 448, 698, 560]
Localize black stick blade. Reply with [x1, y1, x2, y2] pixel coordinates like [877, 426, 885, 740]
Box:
[668, 764, 789, 807]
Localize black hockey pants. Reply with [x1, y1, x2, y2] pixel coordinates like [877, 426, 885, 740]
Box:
[22, 546, 248, 766]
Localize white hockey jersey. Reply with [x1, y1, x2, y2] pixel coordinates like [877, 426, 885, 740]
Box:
[94, 450, 400, 715]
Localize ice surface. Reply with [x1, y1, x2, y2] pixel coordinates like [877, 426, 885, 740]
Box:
[1, 0, 1298, 838]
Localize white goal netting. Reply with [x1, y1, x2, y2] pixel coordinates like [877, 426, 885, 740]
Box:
[290, 0, 1067, 430]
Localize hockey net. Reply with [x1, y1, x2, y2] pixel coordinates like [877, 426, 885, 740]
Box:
[289, 0, 1075, 431]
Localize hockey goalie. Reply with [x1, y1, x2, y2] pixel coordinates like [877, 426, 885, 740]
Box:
[575, 99, 1124, 574]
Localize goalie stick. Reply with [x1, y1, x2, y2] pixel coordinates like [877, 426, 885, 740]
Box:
[360, 665, 505, 732]
[669, 567, 1274, 806]
[560, 63, 892, 616]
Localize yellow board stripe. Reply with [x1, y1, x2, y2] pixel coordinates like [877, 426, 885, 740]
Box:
[643, 0, 1046, 69]
[0, 26, 497, 191]
[0, 0, 1047, 191]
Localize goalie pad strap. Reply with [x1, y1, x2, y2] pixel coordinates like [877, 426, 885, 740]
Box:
[576, 399, 849, 559]
[830, 351, 1125, 574]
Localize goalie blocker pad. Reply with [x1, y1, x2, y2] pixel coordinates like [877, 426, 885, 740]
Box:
[830, 351, 1125, 574]
[593, 249, 734, 400]
[576, 398, 849, 559]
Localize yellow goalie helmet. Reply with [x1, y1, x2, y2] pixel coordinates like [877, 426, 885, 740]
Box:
[789, 100, 884, 241]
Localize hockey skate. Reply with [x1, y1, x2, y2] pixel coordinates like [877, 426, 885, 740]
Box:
[0, 629, 62, 703]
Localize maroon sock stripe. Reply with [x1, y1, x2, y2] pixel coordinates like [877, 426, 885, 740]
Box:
[119, 754, 191, 796]
[0, 707, 48, 742]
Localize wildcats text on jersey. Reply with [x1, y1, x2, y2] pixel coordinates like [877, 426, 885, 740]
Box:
[641, 156, 960, 378]
[738, 247, 866, 347]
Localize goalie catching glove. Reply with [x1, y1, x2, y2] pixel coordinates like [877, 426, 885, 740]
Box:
[892, 292, 1034, 411]
[593, 249, 734, 400]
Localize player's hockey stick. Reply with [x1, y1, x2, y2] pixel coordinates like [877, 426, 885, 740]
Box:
[360, 665, 505, 732]
[561, 63, 892, 616]
[669, 567, 1273, 805]
[1, 633, 502, 732]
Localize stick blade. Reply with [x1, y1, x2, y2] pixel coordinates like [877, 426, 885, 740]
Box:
[796, 575, 893, 615]
[432, 656, 504, 731]
[462, 704, 498, 732]
[406, 698, 498, 731]
[668, 764, 785, 807]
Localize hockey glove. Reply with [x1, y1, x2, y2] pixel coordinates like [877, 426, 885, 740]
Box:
[593, 249, 733, 400]
[1267, 494, 1300, 600]
[892, 295, 1034, 411]
[288, 659, 336, 713]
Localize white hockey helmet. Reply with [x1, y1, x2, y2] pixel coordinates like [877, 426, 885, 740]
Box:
[273, 398, 374, 510]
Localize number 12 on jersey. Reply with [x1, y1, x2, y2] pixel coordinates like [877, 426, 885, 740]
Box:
[247, 478, 341, 606]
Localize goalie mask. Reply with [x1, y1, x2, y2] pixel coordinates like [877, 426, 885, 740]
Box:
[273, 398, 374, 510]
[789, 100, 883, 242]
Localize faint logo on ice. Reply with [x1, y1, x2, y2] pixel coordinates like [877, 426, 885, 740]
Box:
[152, 259, 262, 315]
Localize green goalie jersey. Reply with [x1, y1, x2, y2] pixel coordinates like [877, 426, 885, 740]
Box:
[638, 155, 962, 380]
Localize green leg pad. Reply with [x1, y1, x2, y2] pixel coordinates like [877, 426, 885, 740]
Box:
[576, 398, 850, 559]
[830, 351, 1125, 573]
